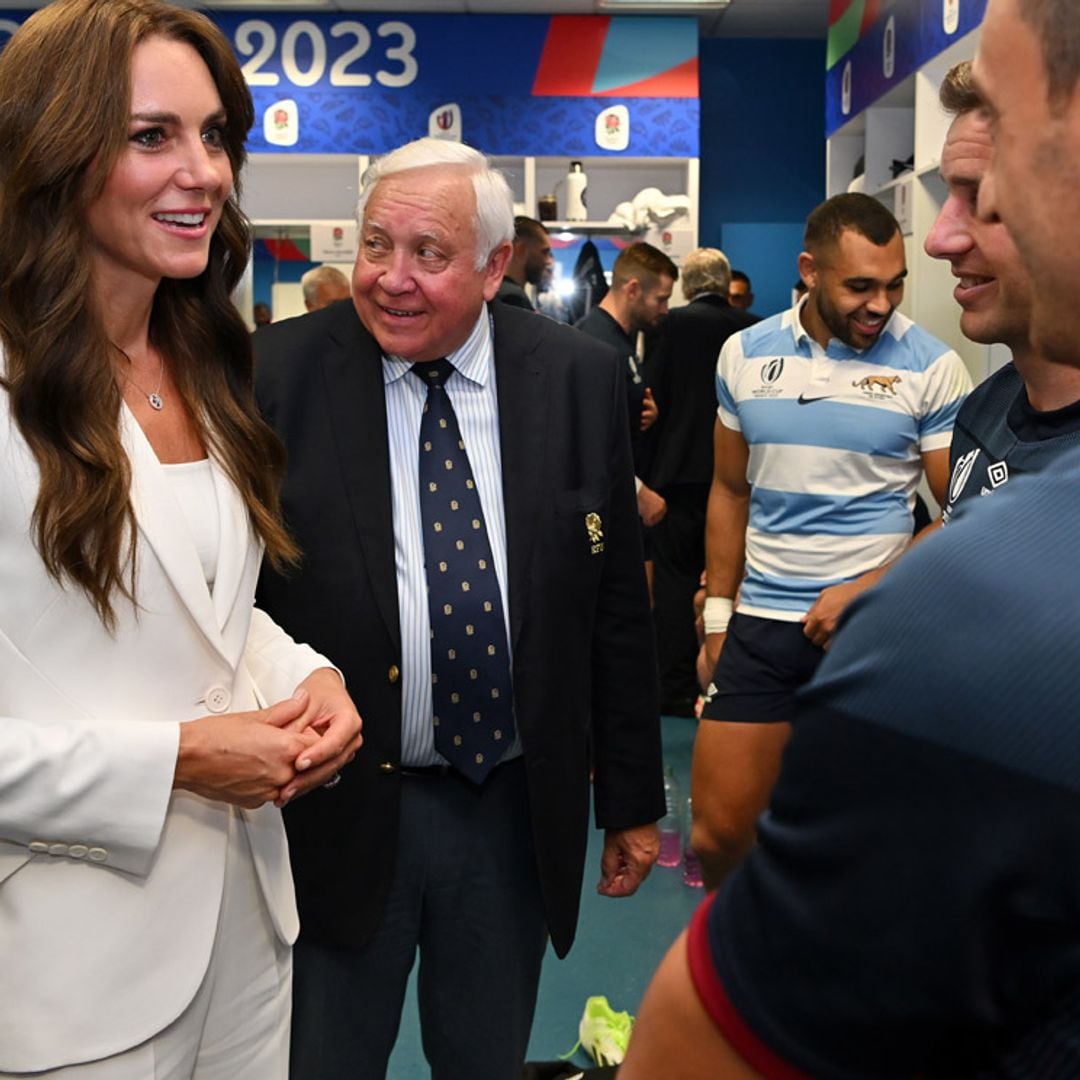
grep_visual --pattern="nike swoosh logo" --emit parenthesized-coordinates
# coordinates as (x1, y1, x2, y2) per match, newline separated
(797, 393, 836, 405)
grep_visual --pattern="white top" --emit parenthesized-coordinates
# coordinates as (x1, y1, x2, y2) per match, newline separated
(162, 458, 219, 588)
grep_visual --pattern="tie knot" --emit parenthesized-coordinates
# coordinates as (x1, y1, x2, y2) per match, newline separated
(412, 358, 454, 389)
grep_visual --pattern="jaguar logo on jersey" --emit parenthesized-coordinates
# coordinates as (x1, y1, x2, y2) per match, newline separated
(853, 374, 902, 396)
(948, 449, 980, 505)
(760, 357, 784, 384)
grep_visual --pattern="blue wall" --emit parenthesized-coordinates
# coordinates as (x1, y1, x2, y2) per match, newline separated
(254, 258, 310, 309)
(698, 37, 826, 319)
(254, 36, 829, 317)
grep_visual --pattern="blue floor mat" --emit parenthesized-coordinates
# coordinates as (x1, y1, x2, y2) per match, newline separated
(385, 714, 701, 1077)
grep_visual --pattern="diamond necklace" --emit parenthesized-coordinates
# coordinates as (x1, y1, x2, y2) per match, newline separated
(115, 345, 165, 411)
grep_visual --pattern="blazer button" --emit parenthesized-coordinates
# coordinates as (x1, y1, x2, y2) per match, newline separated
(87, 847, 108, 863)
(205, 686, 231, 713)
(48, 843, 69, 857)
(28, 840, 48, 854)
(378, 762, 397, 774)
(388, 664, 400, 684)
(68, 844, 88, 859)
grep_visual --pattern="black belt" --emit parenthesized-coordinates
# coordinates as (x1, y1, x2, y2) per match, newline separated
(393, 756, 522, 780)
(397, 763, 455, 778)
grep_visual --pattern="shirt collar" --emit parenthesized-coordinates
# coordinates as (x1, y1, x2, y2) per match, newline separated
(789, 295, 814, 347)
(381, 306, 493, 387)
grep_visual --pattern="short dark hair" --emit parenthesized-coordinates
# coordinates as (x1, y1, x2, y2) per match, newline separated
(514, 215, 548, 243)
(611, 242, 679, 289)
(804, 194, 900, 257)
(939, 60, 982, 115)
(730, 270, 751, 287)
(1021, 0, 1080, 104)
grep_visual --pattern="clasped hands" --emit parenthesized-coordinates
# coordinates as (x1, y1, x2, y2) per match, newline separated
(174, 667, 362, 810)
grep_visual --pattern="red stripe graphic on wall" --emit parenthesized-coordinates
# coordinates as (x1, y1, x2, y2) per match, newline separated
(532, 16, 610, 96)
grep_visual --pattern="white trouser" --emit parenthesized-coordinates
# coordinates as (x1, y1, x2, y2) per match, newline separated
(3, 809, 292, 1080)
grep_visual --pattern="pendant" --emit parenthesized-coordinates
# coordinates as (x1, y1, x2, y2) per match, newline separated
(148, 393, 164, 411)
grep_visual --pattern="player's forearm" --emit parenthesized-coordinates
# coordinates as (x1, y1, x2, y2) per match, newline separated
(704, 482, 749, 600)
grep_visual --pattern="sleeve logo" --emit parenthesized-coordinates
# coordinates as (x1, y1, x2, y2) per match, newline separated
(948, 448, 980, 504)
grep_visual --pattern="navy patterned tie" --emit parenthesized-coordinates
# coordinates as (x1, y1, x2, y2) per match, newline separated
(413, 359, 514, 784)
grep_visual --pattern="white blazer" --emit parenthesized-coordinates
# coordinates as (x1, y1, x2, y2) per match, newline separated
(0, 397, 330, 1072)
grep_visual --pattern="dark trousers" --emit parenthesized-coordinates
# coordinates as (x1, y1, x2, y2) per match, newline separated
(289, 758, 548, 1080)
(651, 483, 710, 712)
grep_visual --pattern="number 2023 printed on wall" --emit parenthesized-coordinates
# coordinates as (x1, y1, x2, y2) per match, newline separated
(235, 19, 417, 90)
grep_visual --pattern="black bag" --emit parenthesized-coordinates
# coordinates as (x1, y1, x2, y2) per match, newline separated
(522, 1063, 618, 1079)
(565, 240, 608, 324)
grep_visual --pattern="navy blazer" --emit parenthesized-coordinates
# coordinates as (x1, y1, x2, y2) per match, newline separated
(644, 293, 758, 489)
(254, 299, 664, 956)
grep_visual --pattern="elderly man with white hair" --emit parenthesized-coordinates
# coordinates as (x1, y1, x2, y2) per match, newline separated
(254, 137, 664, 1080)
(300, 264, 350, 312)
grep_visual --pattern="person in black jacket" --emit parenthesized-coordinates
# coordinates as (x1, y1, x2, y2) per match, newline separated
(576, 242, 677, 539)
(643, 248, 756, 716)
(495, 215, 552, 311)
(254, 137, 663, 1080)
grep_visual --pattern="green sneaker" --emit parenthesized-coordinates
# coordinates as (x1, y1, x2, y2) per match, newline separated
(578, 995, 634, 1066)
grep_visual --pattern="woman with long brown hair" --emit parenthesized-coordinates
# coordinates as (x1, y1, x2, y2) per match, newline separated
(0, 0, 361, 1075)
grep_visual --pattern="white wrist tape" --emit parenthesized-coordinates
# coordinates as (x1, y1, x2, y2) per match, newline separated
(703, 596, 734, 635)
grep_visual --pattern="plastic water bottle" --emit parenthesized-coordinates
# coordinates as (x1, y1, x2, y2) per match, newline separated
(565, 160, 588, 221)
(683, 795, 704, 887)
(657, 767, 682, 868)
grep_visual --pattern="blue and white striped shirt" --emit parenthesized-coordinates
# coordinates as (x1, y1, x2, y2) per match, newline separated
(716, 299, 972, 620)
(383, 307, 519, 766)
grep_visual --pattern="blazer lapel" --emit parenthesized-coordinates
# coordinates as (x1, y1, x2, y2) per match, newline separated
(209, 453, 253, 642)
(120, 404, 233, 667)
(491, 303, 548, 652)
(320, 309, 401, 653)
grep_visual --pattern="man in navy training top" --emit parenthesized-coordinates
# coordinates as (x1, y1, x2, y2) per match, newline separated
(575, 241, 676, 532)
(619, 1, 1080, 1076)
(924, 59, 1080, 519)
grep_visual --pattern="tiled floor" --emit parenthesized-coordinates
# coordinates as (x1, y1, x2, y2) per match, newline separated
(385, 714, 701, 1077)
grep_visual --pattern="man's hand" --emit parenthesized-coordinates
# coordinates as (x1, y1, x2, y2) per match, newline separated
(276, 667, 363, 805)
(638, 483, 667, 527)
(640, 387, 658, 431)
(598, 823, 660, 897)
(801, 572, 883, 649)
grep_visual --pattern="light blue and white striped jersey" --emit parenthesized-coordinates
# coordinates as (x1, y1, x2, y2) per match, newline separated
(716, 299, 971, 620)
(383, 307, 520, 766)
